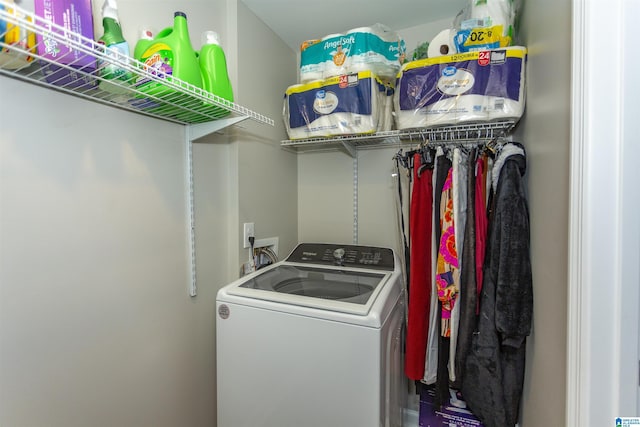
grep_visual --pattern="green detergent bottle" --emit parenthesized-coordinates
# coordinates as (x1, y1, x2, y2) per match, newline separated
(133, 27, 154, 62)
(135, 11, 203, 117)
(199, 30, 234, 118)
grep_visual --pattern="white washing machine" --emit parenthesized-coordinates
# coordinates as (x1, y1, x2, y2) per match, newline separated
(216, 243, 406, 427)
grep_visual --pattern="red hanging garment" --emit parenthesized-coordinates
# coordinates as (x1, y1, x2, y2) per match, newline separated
(405, 153, 434, 380)
(475, 155, 488, 314)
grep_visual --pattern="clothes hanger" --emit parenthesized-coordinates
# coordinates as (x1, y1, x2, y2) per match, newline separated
(483, 133, 510, 157)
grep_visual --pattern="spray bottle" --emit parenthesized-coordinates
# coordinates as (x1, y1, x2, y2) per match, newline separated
(97, 0, 131, 93)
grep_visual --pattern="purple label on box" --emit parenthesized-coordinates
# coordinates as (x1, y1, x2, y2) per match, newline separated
(35, 0, 96, 88)
(419, 386, 484, 427)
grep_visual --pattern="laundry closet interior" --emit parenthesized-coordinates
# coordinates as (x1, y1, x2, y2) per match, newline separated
(0, 0, 572, 426)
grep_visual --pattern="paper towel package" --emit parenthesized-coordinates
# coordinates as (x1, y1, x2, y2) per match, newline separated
(394, 46, 526, 129)
(284, 70, 393, 140)
(35, 0, 96, 89)
(299, 24, 406, 84)
(454, 0, 516, 53)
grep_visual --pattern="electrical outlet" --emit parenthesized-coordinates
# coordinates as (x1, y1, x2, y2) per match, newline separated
(243, 222, 255, 248)
(242, 260, 255, 275)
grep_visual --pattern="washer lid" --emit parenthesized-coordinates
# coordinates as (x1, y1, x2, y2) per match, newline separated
(241, 264, 383, 303)
(224, 263, 392, 316)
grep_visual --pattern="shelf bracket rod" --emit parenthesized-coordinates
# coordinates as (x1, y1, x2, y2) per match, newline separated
(341, 140, 357, 158)
(188, 116, 250, 142)
(186, 130, 197, 297)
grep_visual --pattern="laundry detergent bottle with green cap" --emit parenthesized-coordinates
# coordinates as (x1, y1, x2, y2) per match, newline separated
(135, 11, 203, 104)
(199, 30, 234, 117)
(97, 0, 132, 93)
(133, 27, 154, 62)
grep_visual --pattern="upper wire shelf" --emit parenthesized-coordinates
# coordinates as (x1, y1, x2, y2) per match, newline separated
(281, 120, 518, 156)
(0, 1, 274, 127)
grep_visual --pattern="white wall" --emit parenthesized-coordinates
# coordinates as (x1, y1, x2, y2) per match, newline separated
(0, 1, 298, 426)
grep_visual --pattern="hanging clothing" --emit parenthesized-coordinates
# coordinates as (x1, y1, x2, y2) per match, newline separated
(394, 154, 411, 294)
(432, 153, 452, 409)
(452, 147, 478, 390)
(461, 143, 533, 427)
(448, 148, 469, 383)
(422, 147, 444, 385)
(474, 154, 489, 314)
(436, 167, 459, 338)
(404, 152, 434, 380)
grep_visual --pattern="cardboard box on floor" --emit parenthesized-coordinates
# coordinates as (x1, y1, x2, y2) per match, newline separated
(419, 385, 484, 427)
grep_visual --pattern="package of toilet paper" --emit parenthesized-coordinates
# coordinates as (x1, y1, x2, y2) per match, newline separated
(284, 70, 393, 139)
(299, 24, 406, 84)
(453, 0, 521, 53)
(394, 46, 526, 129)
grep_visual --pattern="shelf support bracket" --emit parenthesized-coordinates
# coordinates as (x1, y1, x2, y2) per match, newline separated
(341, 140, 357, 158)
(188, 116, 250, 142)
(185, 115, 248, 297)
(186, 130, 197, 297)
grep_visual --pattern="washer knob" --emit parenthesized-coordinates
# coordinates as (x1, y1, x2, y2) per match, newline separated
(333, 248, 345, 261)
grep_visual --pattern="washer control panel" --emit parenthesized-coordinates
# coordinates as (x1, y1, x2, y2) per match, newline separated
(287, 243, 395, 271)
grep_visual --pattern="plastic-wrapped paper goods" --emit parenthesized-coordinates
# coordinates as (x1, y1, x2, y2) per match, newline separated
(394, 46, 526, 129)
(284, 70, 394, 140)
(299, 24, 405, 84)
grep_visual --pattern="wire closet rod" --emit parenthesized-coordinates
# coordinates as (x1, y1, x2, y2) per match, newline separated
(400, 123, 512, 145)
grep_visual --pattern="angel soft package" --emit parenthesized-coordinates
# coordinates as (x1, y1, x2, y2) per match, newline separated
(394, 46, 526, 129)
(299, 24, 405, 83)
(284, 70, 394, 140)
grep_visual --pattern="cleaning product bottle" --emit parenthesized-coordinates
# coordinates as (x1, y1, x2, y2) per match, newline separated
(133, 27, 154, 62)
(135, 11, 203, 101)
(0, 0, 37, 70)
(199, 30, 234, 117)
(0, 3, 7, 44)
(97, 0, 131, 93)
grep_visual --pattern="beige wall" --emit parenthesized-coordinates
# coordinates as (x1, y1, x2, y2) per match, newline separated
(0, 1, 298, 426)
(235, 0, 298, 264)
(516, 0, 571, 425)
(297, 147, 404, 250)
(0, 79, 212, 426)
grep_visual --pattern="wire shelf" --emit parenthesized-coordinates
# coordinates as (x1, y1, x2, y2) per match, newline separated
(281, 120, 518, 154)
(0, 1, 274, 127)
